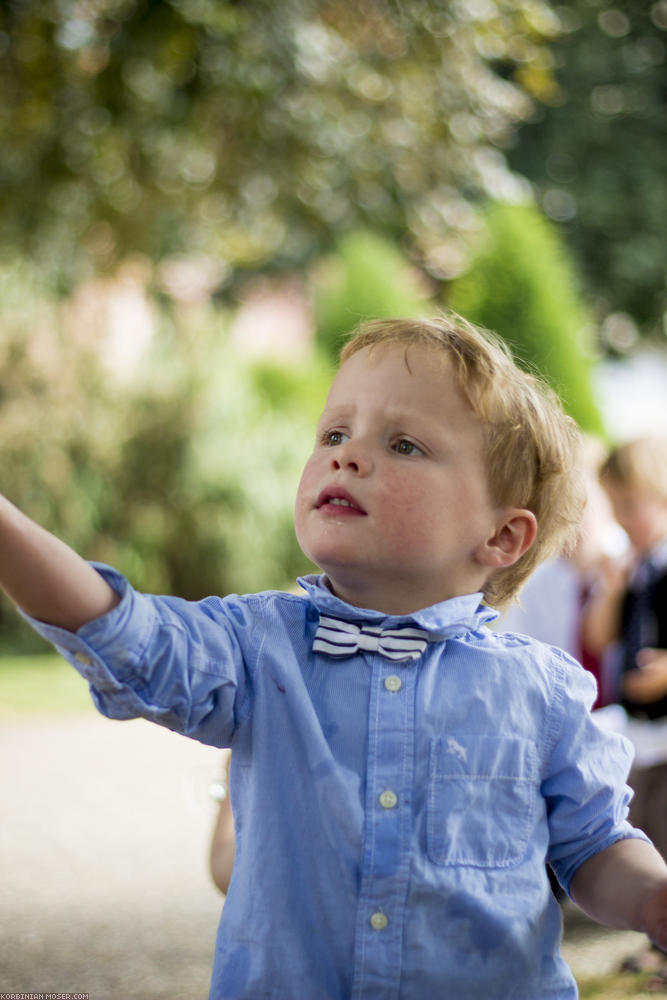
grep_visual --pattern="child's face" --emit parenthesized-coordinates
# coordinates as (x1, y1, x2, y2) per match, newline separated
(294, 342, 511, 614)
(604, 481, 667, 555)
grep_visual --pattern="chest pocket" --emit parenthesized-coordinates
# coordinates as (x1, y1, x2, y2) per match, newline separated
(427, 734, 539, 869)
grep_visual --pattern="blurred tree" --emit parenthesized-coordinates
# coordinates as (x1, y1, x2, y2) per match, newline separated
(0, 0, 559, 295)
(505, 0, 667, 344)
(0, 264, 120, 647)
(448, 201, 605, 433)
(0, 263, 330, 649)
(313, 229, 432, 360)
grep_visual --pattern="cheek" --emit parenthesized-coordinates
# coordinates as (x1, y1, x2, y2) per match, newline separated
(294, 458, 319, 537)
(293, 471, 309, 530)
(376, 480, 439, 544)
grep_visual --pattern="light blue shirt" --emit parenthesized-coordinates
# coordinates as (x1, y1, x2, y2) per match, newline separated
(25, 565, 644, 1000)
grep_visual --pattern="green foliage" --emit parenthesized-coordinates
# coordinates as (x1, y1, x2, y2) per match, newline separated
(250, 359, 332, 415)
(0, 0, 559, 291)
(507, 0, 667, 339)
(172, 329, 330, 595)
(449, 201, 604, 433)
(0, 263, 330, 649)
(313, 230, 432, 360)
(0, 263, 123, 649)
(2, 0, 663, 345)
(96, 325, 331, 599)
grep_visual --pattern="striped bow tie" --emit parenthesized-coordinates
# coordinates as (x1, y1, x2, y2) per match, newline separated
(313, 615, 429, 662)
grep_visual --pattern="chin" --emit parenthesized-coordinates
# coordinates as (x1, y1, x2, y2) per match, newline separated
(296, 529, 352, 573)
(307, 551, 354, 580)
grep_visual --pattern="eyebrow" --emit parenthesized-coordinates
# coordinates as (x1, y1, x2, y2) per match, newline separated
(320, 402, 441, 426)
(318, 403, 354, 420)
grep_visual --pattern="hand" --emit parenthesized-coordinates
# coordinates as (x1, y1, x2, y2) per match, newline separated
(597, 553, 631, 595)
(623, 649, 667, 703)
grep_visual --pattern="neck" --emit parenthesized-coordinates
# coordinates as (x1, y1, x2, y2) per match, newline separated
(323, 574, 479, 616)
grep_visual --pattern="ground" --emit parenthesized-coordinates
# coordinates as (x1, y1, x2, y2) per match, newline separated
(0, 712, 221, 1000)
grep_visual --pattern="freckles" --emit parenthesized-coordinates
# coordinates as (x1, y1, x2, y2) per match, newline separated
(380, 485, 434, 546)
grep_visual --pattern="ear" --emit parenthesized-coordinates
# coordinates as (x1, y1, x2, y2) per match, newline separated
(475, 508, 538, 569)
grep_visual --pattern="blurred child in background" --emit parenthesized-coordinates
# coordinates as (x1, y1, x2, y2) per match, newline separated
(583, 436, 667, 857)
(498, 436, 627, 710)
(582, 436, 667, 980)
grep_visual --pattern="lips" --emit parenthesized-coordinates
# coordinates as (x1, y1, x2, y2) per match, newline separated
(315, 486, 367, 515)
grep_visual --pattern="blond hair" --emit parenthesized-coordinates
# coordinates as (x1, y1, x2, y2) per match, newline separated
(600, 436, 667, 501)
(340, 313, 586, 609)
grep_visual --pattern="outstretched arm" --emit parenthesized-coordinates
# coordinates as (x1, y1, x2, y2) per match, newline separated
(0, 494, 119, 631)
(570, 837, 667, 950)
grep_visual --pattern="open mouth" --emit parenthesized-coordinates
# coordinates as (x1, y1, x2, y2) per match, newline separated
(316, 487, 367, 515)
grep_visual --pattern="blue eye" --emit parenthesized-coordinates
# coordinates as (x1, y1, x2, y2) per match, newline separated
(393, 439, 422, 456)
(322, 430, 349, 446)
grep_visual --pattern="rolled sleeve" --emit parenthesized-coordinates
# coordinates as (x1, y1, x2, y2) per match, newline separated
(21, 562, 245, 748)
(543, 652, 648, 892)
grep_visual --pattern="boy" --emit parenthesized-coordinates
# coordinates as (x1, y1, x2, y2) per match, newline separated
(584, 437, 667, 858)
(2, 314, 667, 999)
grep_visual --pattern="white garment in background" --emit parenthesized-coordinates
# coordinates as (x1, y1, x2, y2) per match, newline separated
(497, 558, 581, 657)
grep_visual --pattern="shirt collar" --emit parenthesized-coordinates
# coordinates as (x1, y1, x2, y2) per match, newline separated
(297, 574, 498, 640)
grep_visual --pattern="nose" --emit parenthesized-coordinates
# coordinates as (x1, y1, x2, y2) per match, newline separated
(331, 439, 372, 476)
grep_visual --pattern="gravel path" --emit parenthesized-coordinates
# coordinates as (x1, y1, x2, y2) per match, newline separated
(0, 711, 223, 1000)
(0, 710, 649, 999)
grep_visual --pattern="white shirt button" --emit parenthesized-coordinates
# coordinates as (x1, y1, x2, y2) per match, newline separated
(370, 911, 388, 931)
(74, 652, 93, 666)
(379, 790, 398, 809)
(384, 675, 402, 692)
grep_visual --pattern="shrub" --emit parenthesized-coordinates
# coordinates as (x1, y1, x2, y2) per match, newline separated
(313, 229, 432, 361)
(448, 201, 604, 433)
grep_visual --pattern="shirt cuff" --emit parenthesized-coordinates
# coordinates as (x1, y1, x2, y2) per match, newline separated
(18, 562, 156, 705)
(555, 826, 652, 896)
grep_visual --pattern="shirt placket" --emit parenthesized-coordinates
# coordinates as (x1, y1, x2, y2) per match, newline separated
(351, 652, 418, 1000)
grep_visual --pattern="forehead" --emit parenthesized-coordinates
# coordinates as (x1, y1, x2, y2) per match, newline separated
(328, 342, 452, 401)
(323, 341, 483, 435)
(606, 480, 665, 506)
